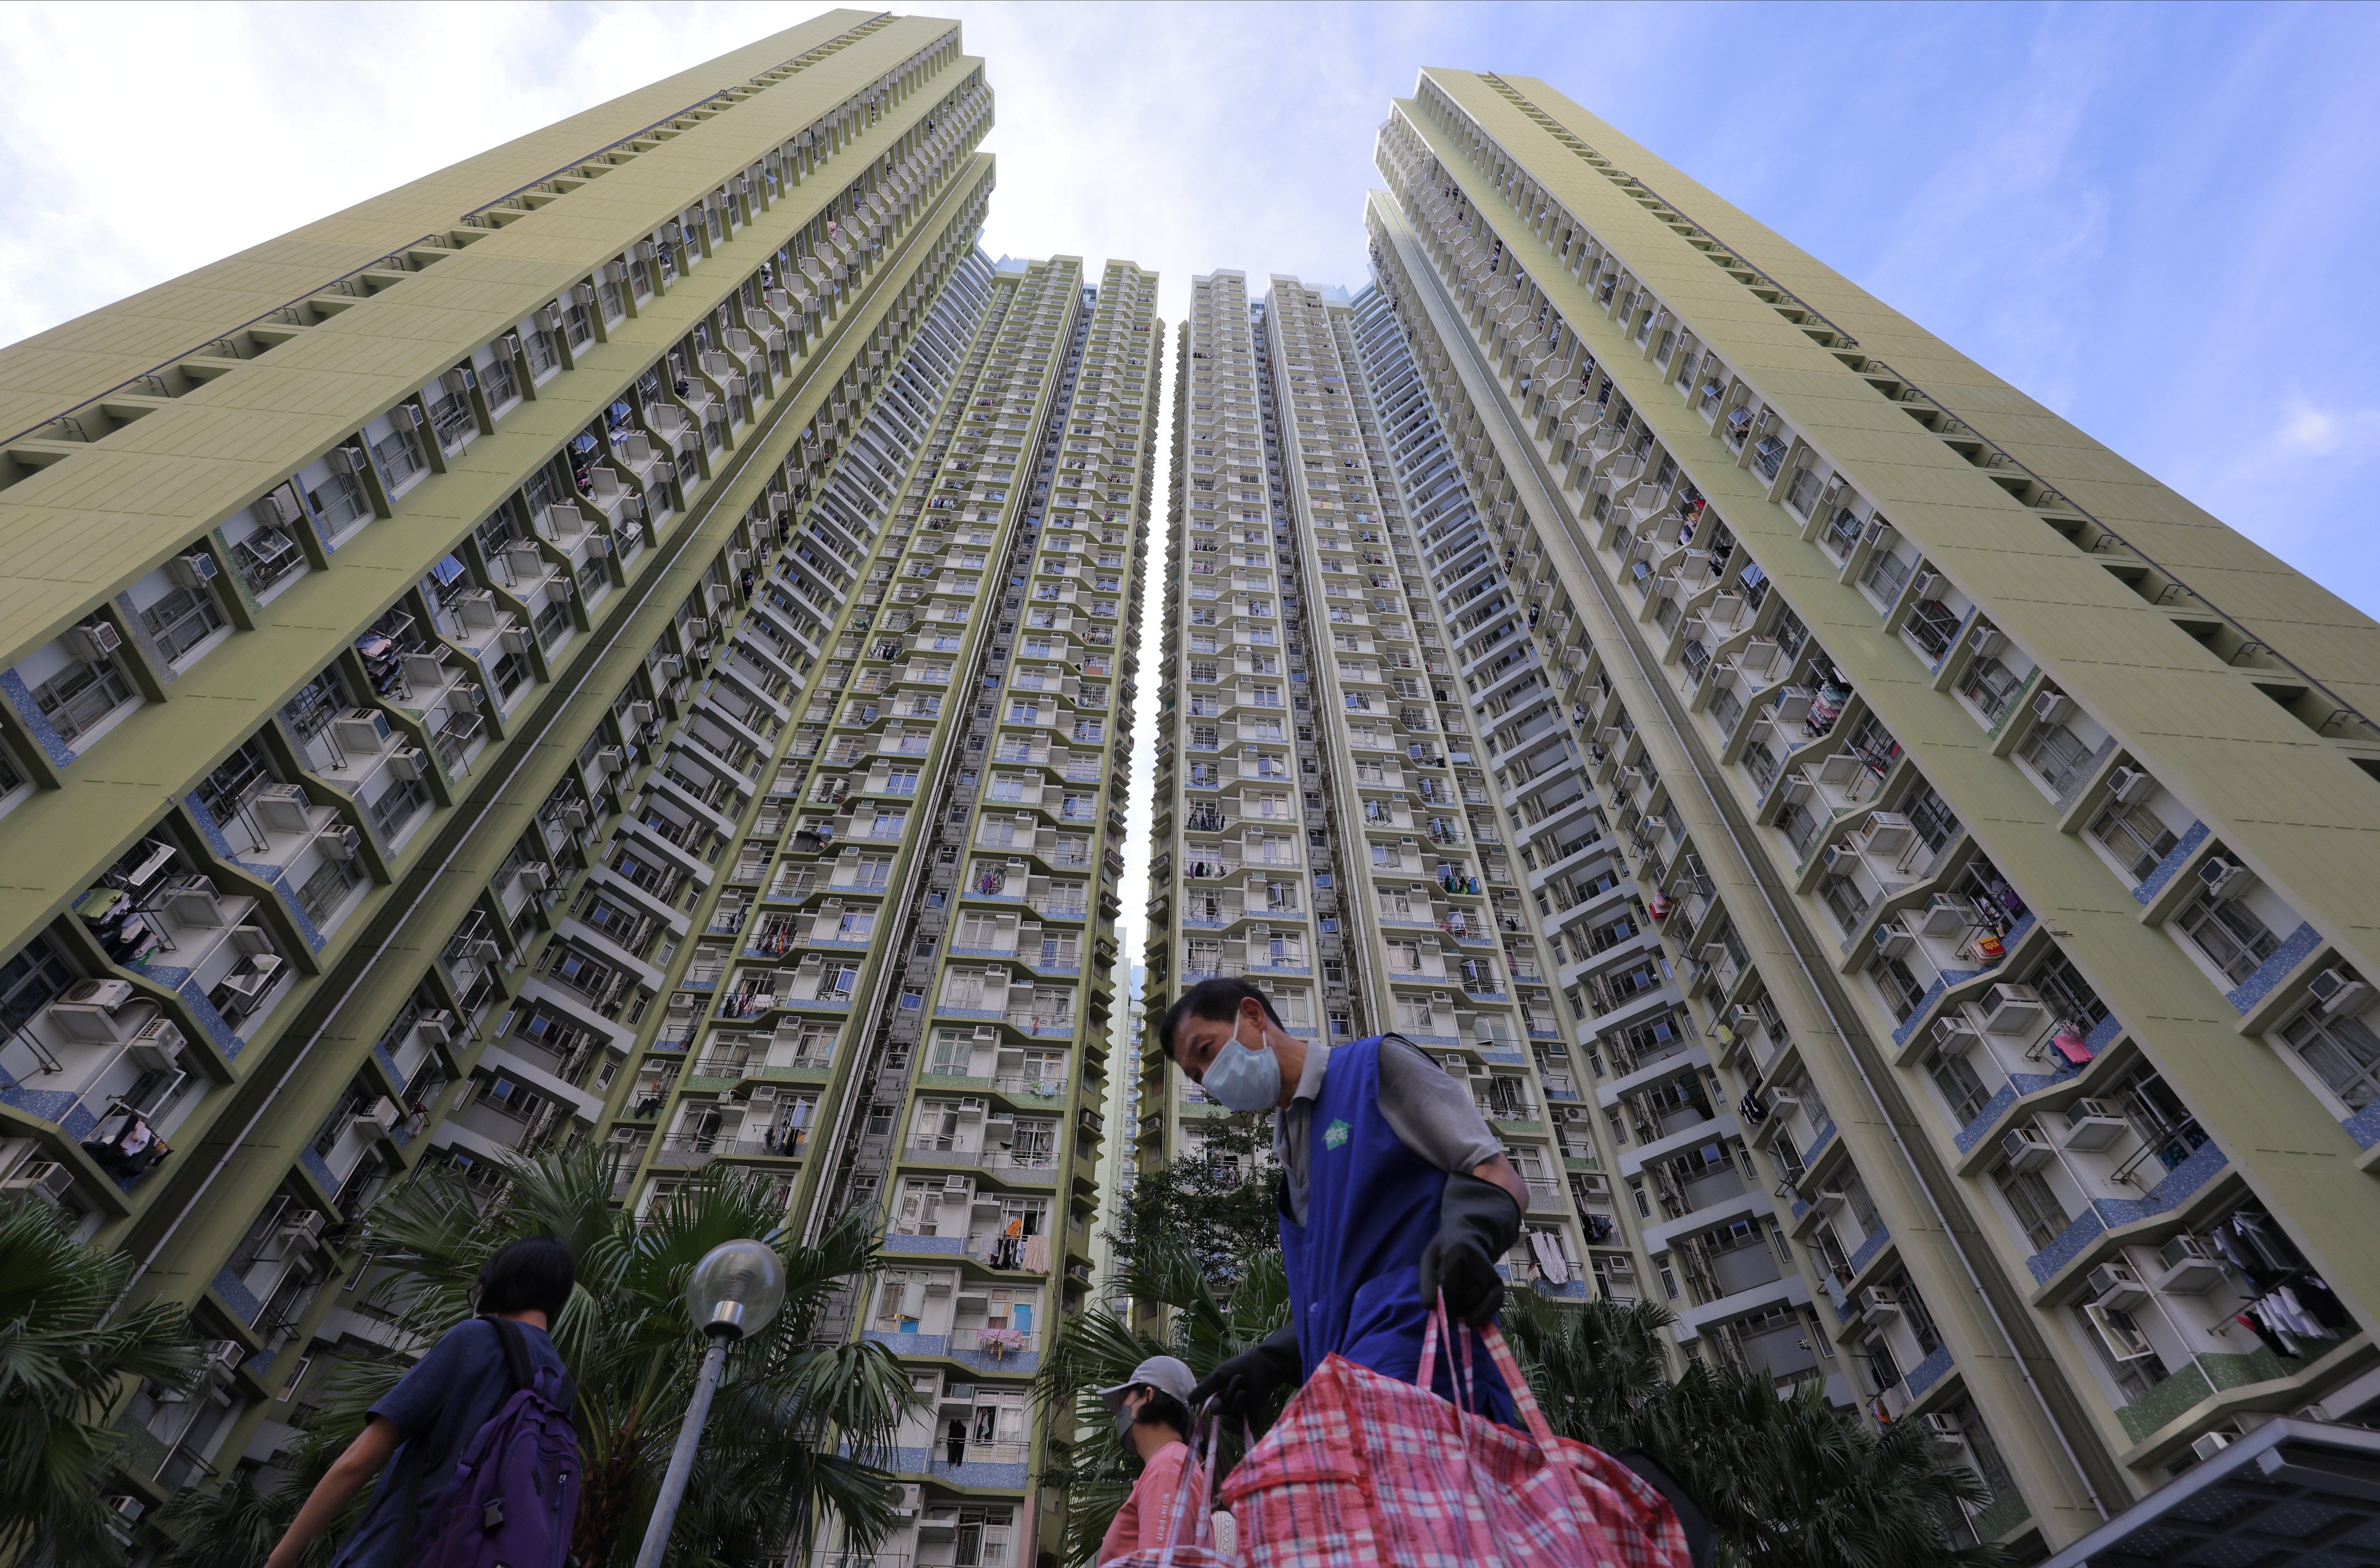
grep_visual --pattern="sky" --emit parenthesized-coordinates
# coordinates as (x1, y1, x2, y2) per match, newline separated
(5, 0, 2377, 977)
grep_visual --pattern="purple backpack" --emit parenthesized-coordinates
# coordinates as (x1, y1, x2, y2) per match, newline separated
(408, 1317, 580, 1568)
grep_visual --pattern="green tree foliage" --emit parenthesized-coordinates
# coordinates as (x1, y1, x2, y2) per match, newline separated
(1111, 1117, 1276, 1293)
(1502, 1292, 2012, 1568)
(0, 1196, 203, 1568)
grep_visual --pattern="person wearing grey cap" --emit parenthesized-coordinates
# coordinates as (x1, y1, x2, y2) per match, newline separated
(1094, 1354, 1202, 1564)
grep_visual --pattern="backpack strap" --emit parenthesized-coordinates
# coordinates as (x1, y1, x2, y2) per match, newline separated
(490, 1312, 578, 1423)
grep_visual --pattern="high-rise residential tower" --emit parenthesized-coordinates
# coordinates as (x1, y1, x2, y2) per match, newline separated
(1342, 68, 2380, 1558)
(0, 13, 1155, 1563)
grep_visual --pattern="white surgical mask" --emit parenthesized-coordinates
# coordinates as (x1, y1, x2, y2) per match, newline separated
(1202, 1023, 1282, 1112)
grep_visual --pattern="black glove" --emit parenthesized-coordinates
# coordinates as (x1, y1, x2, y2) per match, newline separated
(1191, 1324, 1303, 1428)
(1419, 1172, 1523, 1326)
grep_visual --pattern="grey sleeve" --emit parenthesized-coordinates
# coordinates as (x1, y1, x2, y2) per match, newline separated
(1376, 1036, 1505, 1175)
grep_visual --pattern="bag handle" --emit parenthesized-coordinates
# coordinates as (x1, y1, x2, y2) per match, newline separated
(1153, 1407, 1217, 1567)
(1479, 1318, 1562, 1460)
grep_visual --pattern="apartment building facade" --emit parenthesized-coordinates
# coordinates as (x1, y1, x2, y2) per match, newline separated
(0, 16, 1160, 1561)
(1345, 67, 2380, 1558)
(1142, 269, 1674, 1330)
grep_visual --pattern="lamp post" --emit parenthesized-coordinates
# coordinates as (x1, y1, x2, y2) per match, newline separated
(631, 1239, 787, 1568)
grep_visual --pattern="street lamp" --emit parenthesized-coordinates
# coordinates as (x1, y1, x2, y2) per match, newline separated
(631, 1240, 787, 1568)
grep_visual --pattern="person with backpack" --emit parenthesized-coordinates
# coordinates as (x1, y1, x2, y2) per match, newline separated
(265, 1237, 580, 1568)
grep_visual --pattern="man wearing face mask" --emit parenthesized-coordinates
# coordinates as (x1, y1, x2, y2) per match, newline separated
(1164, 977, 1530, 1426)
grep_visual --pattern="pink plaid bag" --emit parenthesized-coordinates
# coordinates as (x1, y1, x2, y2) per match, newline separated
(1218, 1305, 1689, 1568)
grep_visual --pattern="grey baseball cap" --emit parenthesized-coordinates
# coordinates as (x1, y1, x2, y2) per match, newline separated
(1097, 1354, 1197, 1415)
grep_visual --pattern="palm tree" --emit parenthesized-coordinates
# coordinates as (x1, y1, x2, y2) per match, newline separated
(1501, 1292, 2009, 1568)
(295, 1146, 917, 1568)
(0, 1195, 204, 1568)
(1036, 1240, 1290, 1566)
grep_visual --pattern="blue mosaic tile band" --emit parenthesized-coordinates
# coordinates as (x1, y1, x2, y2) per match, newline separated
(884, 1447, 1028, 1490)
(1848, 1227, 1890, 1275)
(2134, 821, 2210, 905)
(1907, 1343, 1954, 1397)
(2027, 1141, 2230, 1284)
(2226, 923, 2322, 1015)
(865, 1329, 950, 1357)
(1955, 1086, 2021, 1154)
(1803, 1120, 1837, 1164)
(882, 1234, 966, 1256)
(212, 1266, 262, 1325)
(2344, 1101, 2380, 1152)
(300, 1148, 337, 1194)
(0, 1082, 98, 1141)
(1, 667, 76, 768)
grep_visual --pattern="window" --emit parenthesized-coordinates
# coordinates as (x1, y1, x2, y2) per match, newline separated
(1903, 780, 1962, 854)
(1993, 1161, 2069, 1252)
(2018, 721, 2095, 796)
(0, 936, 76, 1031)
(2089, 797, 2178, 883)
(141, 585, 225, 664)
(2279, 1006, 2380, 1112)
(1872, 956, 1927, 1023)
(1925, 1045, 1993, 1125)
(30, 652, 136, 744)
(2175, 888, 2279, 984)
(1957, 656, 2022, 723)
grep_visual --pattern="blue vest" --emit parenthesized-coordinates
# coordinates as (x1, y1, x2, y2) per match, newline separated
(1279, 1035, 1516, 1421)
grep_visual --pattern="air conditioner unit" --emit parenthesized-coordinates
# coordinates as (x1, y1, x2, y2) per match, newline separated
(654, 656, 683, 681)
(1860, 1285, 1901, 1318)
(2197, 857, 2246, 901)
(1980, 983, 2043, 1035)
(1925, 1413, 1964, 1439)
(1930, 1015, 1979, 1056)
(333, 707, 392, 754)
(2155, 1234, 2226, 1294)
(587, 532, 612, 557)
(386, 747, 426, 781)
(2106, 766, 2150, 803)
(388, 403, 421, 431)
(1812, 1190, 1847, 1216)
(167, 550, 220, 589)
(941, 1174, 970, 1192)
(2191, 1431, 2234, 1464)
(65, 620, 121, 662)
(1919, 893, 1968, 937)
(515, 861, 551, 892)
(2310, 967, 2371, 1015)
(2060, 1097, 2128, 1150)
(64, 977, 136, 1011)
(1579, 1174, 1611, 1197)
(128, 1016, 186, 1072)
(330, 444, 369, 476)
(1909, 571, 1938, 600)
(2089, 1261, 2150, 1312)
(686, 617, 712, 641)
(1872, 918, 1915, 960)
(2000, 1124, 2054, 1172)
(562, 802, 589, 830)
(730, 550, 751, 573)
(627, 701, 654, 729)
(1861, 518, 1895, 550)
(316, 823, 361, 861)
(207, 1340, 247, 1375)
(500, 628, 531, 656)
(2032, 691, 2072, 726)
(538, 305, 563, 333)
(500, 333, 521, 359)
(415, 1009, 456, 1044)
(1967, 623, 2004, 658)
(1821, 842, 1859, 873)
(253, 783, 311, 834)
(1602, 1256, 1634, 1277)
(1861, 813, 1915, 857)
(1, 1161, 73, 1204)
(163, 877, 225, 927)
(747, 1085, 778, 1105)
(596, 746, 624, 774)
(956, 1097, 987, 1118)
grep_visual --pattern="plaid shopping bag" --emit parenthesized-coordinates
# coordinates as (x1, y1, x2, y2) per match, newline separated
(1219, 1303, 1689, 1568)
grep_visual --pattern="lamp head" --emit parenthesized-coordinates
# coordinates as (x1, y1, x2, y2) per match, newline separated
(685, 1238, 785, 1341)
